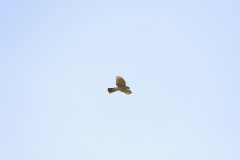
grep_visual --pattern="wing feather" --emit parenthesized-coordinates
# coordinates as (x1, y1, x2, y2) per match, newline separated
(116, 76, 126, 87)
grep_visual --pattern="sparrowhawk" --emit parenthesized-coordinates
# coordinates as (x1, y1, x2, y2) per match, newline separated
(108, 76, 132, 95)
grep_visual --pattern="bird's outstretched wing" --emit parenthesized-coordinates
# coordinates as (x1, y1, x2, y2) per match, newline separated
(116, 76, 126, 87)
(123, 89, 132, 95)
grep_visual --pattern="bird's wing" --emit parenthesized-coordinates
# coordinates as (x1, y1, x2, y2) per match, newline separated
(121, 89, 132, 95)
(125, 89, 132, 95)
(116, 76, 126, 87)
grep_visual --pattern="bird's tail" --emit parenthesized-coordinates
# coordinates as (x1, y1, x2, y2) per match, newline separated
(108, 88, 117, 93)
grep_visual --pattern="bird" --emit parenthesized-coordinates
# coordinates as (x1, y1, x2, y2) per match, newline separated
(108, 76, 132, 95)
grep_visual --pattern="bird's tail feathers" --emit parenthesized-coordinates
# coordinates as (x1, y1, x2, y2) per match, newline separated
(108, 88, 117, 93)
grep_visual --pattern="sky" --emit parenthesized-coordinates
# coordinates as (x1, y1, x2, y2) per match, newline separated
(0, 0, 240, 160)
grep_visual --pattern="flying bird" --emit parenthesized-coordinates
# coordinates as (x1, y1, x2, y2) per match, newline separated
(108, 76, 132, 95)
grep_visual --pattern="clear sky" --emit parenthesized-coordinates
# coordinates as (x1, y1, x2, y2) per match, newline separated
(0, 0, 240, 160)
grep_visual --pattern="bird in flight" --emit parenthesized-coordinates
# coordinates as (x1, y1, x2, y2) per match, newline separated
(108, 76, 132, 95)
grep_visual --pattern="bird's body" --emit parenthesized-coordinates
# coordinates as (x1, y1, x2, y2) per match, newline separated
(108, 76, 132, 95)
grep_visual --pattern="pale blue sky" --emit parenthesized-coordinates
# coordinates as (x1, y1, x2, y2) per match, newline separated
(0, 0, 240, 160)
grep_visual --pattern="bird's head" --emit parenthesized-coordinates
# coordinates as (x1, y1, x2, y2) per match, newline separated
(126, 86, 130, 89)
